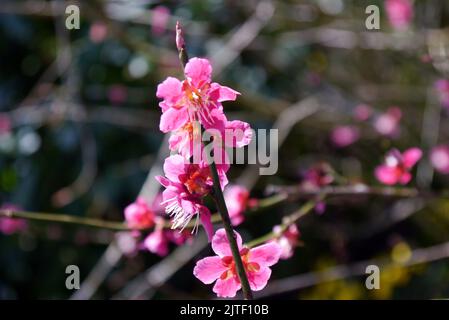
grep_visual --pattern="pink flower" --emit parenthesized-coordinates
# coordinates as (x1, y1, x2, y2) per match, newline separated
(353, 104, 373, 122)
(156, 57, 240, 133)
(156, 155, 228, 240)
(430, 145, 449, 174)
(375, 147, 422, 185)
(0, 114, 11, 134)
(374, 107, 402, 137)
(124, 197, 155, 229)
(0, 218, 27, 235)
(142, 218, 192, 257)
(89, 22, 108, 43)
(301, 163, 334, 190)
(330, 125, 360, 148)
(0, 204, 27, 235)
(273, 224, 300, 260)
(151, 6, 170, 35)
(224, 185, 254, 226)
(193, 228, 281, 298)
(435, 79, 449, 109)
(143, 228, 169, 256)
(385, 0, 413, 31)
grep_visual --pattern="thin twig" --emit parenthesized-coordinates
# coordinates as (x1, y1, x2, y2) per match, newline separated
(0, 209, 129, 231)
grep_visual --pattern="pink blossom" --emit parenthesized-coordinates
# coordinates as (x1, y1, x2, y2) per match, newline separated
(151, 6, 170, 35)
(124, 197, 155, 229)
(156, 155, 228, 240)
(142, 218, 192, 256)
(143, 228, 169, 257)
(224, 185, 255, 226)
(374, 107, 402, 137)
(0, 217, 27, 235)
(156, 57, 240, 133)
(375, 148, 422, 185)
(273, 224, 300, 260)
(434, 79, 449, 109)
(301, 163, 334, 190)
(193, 228, 281, 298)
(330, 125, 360, 148)
(385, 0, 414, 31)
(0, 204, 27, 235)
(0, 114, 11, 134)
(430, 145, 449, 174)
(353, 104, 373, 122)
(89, 22, 108, 43)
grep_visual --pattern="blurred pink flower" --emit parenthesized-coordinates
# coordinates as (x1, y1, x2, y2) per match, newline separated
(224, 185, 256, 226)
(156, 57, 239, 133)
(124, 197, 155, 229)
(89, 22, 108, 43)
(0, 204, 27, 235)
(434, 79, 449, 109)
(385, 0, 414, 31)
(193, 228, 281, 298)
(143, 228, 169, 257)
(374, 107, 402, 137)
(272, 224, 300, 260)
(331, 125, 360, 148)
(0, 114, 11, 134)
(375, 147, 422, 185)
(353, 104, 373, 122)
(156, 155, 228, 240)
(142, 224, 192, 257)
(152, 6, 170, 35)
(301, 163, 334, 189)
(430, 145, 449, 174)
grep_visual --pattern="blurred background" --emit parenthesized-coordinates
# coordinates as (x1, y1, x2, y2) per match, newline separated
(2, 0, 449, 299)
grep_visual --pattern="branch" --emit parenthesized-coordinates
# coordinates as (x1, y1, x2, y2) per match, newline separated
(0, 209, 129, 231)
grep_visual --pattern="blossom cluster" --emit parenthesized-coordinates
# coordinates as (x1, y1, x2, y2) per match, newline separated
(120, 27, 292, 297)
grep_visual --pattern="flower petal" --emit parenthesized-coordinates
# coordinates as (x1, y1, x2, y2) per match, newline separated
(249, 242, 282, 267)
(159, 107, 188, 133)
(212, 228, 242, 257)
(402, 147, 422, 169)
(212, 277, 241, 298)
(193, 256, 227, 284)
(375, 165, 400, 185)
(184, 58, 212, 87)
(399, 171, 412, 185)
(163, 155, 187, 183)
(224, 120, 253, 148)
(156, 77, 183, 105)
(155, 175, 171, 187)
(248, 266, 272, 291)
(211, 83, 240, 102)
(143, 230, 169, 257)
